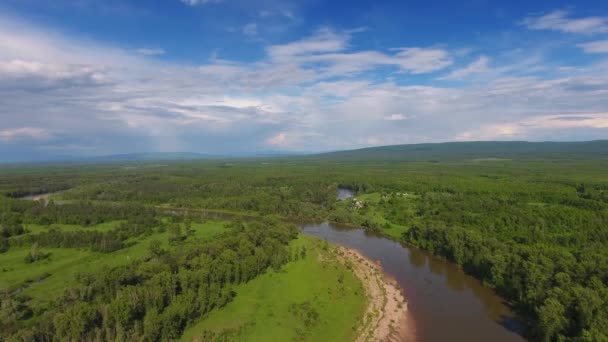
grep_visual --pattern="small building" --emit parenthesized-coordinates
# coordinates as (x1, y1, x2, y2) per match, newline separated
(351, 198, 364, 209)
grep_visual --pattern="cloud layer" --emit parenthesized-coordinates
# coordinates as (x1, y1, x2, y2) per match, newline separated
(522, 10, 608, 34)
(1, 8, 608, 160)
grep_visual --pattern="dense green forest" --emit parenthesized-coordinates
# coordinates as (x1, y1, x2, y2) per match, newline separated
(1, 143, 608, 341)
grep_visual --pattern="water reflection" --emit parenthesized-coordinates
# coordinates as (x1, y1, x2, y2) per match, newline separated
(408, 248, 426, 269)
(337, 188, 355, 200)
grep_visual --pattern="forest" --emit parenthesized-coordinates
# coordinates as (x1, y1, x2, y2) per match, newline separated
(1, 144, 608, 341)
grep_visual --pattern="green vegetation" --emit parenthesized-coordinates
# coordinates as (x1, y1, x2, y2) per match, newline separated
(181, 236, 365, 341)
(330, 191, 417, 239)
(1, 220, 230, 315)
(24, 221, 123, 234)
(1, 218, 299, 340)
(312, 140, 608, 162)
(1, 141, 608, 340)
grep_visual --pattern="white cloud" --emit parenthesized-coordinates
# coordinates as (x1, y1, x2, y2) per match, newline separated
(242, 23, 257, 37)
(281, 10, 296, 20)
(266, 132, 288, 146)
(258, 9, 296, 21)
(0, 59, 108, 90)
(456, 123, 522, 141)
(0, 127, 52, 142)
(442, 55, 490, 79)
(529, 113, 608, 129)
(310, 80, 371, 97)
(267, 28, 349, 60)
(136, 48, 166, 56)
(180, 0, 221, 6)
(383, 113, 410, 121)
(456, 113, 608, 141)
(296, 47, 452, 75)
(267, 29, 452, 75)
(392, 48, 453, 74)
(578, 40, 608, 54)
(522, 10, 608, 34)
(197, 61, 319, 89)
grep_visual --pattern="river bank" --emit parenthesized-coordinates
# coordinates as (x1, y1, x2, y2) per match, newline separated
(302, 222, 524, 341)
(332, 245, 414, 341)
(18, 192, 62, 206)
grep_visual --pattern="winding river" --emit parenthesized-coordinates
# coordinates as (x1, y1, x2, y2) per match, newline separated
(299, 189, 525, 341)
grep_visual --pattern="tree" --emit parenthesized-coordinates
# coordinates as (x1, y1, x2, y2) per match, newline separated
(143, 308, 162, 341)
(300, 245, 307, 260)
(24, 243, 47, 263)
(168, 224, 183, 244)
(0, 238, 8, 253)
(184, 219, 193, 236)
(53, 303, 100, 341)
(537, 297, 567, 341)
(148, 240, 164, 258)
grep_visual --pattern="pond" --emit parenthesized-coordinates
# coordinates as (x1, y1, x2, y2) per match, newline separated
(337, 188, 356, 200)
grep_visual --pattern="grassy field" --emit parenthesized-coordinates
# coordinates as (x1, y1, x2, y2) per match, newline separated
(180, 235, 367, 342)
(0, 220, 229, 304)
(335, 192, 418, 239)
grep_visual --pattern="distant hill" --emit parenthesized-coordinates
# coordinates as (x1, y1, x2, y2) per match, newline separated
(310, 141, 608, 162)
(89, 152, 222, 162)
(0, 152, 222, 165)
(0, 151, 308, 165)
(3, 141, 607, 165)
(90, 151, 303, 162)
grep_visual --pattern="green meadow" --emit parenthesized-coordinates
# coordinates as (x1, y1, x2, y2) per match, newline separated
(180, 236, 366, 342)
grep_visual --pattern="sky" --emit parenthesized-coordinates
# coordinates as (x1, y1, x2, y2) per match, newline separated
(1, 0, 608, 161)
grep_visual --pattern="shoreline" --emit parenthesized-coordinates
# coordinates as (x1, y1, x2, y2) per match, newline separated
(331, 245, 415, 341)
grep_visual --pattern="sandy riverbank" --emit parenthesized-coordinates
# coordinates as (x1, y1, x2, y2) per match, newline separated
(332, 246, 414, 342)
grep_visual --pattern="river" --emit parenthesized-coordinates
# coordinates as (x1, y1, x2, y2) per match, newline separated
(299, 188, 525, 341)
(301, 223, 524, 341)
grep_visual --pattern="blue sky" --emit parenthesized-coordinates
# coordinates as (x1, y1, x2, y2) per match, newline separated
(1, 0, 608, 160)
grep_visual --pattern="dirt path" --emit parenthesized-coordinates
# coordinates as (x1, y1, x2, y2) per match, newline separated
(332, 246, 414, 342)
